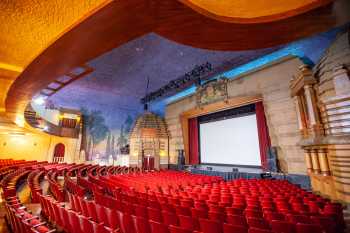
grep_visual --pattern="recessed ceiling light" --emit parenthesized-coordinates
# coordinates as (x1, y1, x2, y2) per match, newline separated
(33, 96, 46, 105)
(135, 47, 144, 52)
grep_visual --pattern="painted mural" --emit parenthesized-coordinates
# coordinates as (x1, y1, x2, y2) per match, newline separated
(79, 106, 139, 162)
(79, 108, 134, 161)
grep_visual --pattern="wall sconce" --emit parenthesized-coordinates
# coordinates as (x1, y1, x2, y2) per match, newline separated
(159, 150, 167, 157)
(15, 115, 25, 127)
(33, 96, 46, 105)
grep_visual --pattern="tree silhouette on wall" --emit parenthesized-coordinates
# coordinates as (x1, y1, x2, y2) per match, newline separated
(117, 115, 134, 154)
(80, 108, 110, 160)
(105, 132, 112, 160)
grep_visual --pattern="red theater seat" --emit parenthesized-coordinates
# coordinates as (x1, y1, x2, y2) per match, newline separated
(248, 228, 273, 233)
(148, 207, 163, 222)
(135, 204, 149, 218)
(116, 211, 136, 233)
(191, 208, 208, 219)
(162, 211, 179, 226)
(199, 219, 223, 233)
(226, 214, 248, 226)
(132, 215, 151, 233)
(226, 207, 244, 216)
(105, 207, 119, 230)
(149, 221, 170, 233)
(175, 205, 192, 217)
(271, 220, 296, 233)
(295, 223, 323, 233)
(223, 223, 248, 233)
(178, 215, 200, 231)
(169, 225, 192, 233)
(86, 201, 98, 222)
(310, 216, 337, 233)
(247, 217, 270, 230)
(79, 215, 94, 233)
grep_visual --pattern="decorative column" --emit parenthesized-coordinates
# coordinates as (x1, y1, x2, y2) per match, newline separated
(304, 85, 323, 136)
(293, 96, 308, 137)
(304, 85, 317, 125)
(318, 148, 330, 176)
(290, 65, 318, 138)
(310, 149, 320, 174)
(304, 149, 313, 173)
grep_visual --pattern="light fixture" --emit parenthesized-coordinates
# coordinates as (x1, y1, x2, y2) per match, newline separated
(15, 115, 25, 127)
(33, 96, 46, 105)
(159, 150, 166, 156)
(9, 132, 26, 136)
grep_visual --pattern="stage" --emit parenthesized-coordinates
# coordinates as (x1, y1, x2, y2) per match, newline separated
(171, 164, 311, 190)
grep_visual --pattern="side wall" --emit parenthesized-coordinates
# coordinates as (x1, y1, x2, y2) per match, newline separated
(165, 56, 306, 174)
(0, 132, 81, 163)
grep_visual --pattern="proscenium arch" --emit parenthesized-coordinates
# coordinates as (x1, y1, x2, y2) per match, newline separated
(5, 0, 336, 125)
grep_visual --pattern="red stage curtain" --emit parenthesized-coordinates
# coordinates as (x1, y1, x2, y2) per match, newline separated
(255, 101, 271, 170)
(188, 117, 199, 165)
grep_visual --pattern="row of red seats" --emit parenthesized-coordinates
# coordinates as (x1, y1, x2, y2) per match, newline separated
(185, 180, 314, 198)
(1, 159, 345, 233)
(0, 159, 26, 167)
(77, 174, 98, 192)
(67, 187, 333, 233)
(64, 175, 86, 196)
(39, 194, 116, 233)
(107, 171, 222, 192)
(47, 171, 65, 202)
(5, 196, 56, 233)
(0, 160, 43, 181)
(1, 169, 30, 198)
(82, 170, 344, 233)
(2, 166, 56, 233)
(27, 170, 45, 203)
(77, 164, 94, 177)
(100, 188, 342, 233)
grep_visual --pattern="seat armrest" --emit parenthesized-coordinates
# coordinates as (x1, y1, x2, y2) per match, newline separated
(32, 222, 46, 228)
(24, 216, 39, 222)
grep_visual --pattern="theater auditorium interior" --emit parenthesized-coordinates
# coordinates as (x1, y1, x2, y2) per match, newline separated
(0, 1, 350, 233)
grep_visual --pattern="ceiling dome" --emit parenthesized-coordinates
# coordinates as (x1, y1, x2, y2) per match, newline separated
(130, 111, 169, 139)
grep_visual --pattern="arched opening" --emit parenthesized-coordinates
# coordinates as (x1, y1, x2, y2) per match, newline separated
(53, 143, 65, 163)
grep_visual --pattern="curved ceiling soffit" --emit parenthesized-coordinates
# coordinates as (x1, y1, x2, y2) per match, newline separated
(5, 0, 336, 125)
(178, 0, 334, 23)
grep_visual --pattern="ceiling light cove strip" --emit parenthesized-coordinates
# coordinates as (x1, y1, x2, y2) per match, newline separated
(0, 63, 23, 73)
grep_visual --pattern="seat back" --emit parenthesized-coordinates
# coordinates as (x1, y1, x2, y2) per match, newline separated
(223, 223, 248, 233)
(169, 225, 192, 233)
(271, 220, 296, 233)
(178, 215, 200, 231)
(295, 223, 323, 233)
(162, 211, 179, 226)
(132, 215, 151, 233)
(199, 218, 223, 233)
(149, 220, 170, 233)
